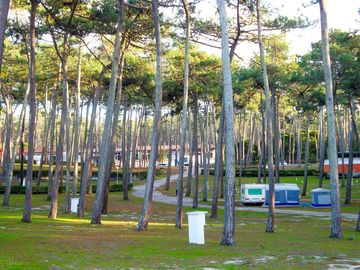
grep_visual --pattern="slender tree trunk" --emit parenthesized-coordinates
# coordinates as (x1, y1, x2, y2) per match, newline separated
(135, 0, 163, 231)
(48, 34, 70, 219)
(256, 0, 275, 233)
(3, 80, 30, 205)
(77, 71, 106, 217)
(64, 54, 72, 214)
(296, 118, 302, 168)
(102, 60, 125, 214)
(37, 87, 49, 186)
(1, 96, 13, 198)
(302, 113, 310, 197)
(337, 109, 346, 187)
(121, 102, 129, 200)
(72, 46, 82, 199)
(319, 0, 342, 238)
(210, 103, 224, 218)
(217, 0, 236, 246)
(47, 67, 60, 200)
(345, 96, 356, 205)
(165, 112, 174, 190)
(271, 88, 280, 183)
(22, 0, 37, 223)
(185, 113, 193, 197)
(318, 107, 326, 187)
(199, 104, 209, 202)
(124, 107, 132, 200)
(91, 1, 124, 224)
(0, 0, 10, 78)
(192, 95, 199, 209)
(48, 0, 80, 218)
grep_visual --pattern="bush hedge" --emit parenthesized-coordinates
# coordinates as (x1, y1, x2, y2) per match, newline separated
(11, 167, 151, 180)
(0, 182, 133, 195)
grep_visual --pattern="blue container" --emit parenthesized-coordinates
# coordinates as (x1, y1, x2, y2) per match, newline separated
(311, 188, 331, 207)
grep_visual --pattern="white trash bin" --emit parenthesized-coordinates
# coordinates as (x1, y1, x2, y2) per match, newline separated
(71, 198, 79, 213)
(187, 211, 207, 244)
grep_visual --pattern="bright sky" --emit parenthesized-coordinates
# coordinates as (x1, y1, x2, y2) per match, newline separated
(195, 0, 360, 61)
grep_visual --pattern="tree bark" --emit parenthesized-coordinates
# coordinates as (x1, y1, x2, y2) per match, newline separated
(47, 66, 60, 200)
(192, 95, 199, 209)
(36, 87, 49, 187)
(135, 0, 163, 231)
(91, 0, 124, 225)
(256, 0, 275, 233)
(175, 0, 192, 229)
(319, 0, 342, 238)
(1, 95, 13, 198)
(185, 113, 193, 197)
(72, 45, 82, 199)
(318, 107, 326, 187)
(271, 88, 280, 183)
(217, 0, 236, 246)
(301, 113, 310, 197)
(165, 111, 174, 190)
(22, 0, 38, 223)
(345, 96, 356, 205)
(0, 0, 10, 76)
(77, 69, 106, 217)
(3, 80, 29, 205)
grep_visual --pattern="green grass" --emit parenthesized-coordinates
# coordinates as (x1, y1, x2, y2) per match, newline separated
(0, 175, 359, 269)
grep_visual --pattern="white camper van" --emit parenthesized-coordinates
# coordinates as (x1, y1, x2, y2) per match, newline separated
(240, 184, 266, 205)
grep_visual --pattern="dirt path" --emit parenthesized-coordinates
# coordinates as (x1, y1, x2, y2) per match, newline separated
(132, 172, 358, 220)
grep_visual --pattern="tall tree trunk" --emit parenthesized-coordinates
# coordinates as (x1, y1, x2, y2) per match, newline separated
(36, 87, 49, 186)
(102, 61, 125, 214)
(91, 0, 124, 225)
(345, 96, 356, 205)
(337, 109, 346, 187)
(271, 88, 280, 183)
(210, 102, 224, 218)
(135, 0, 162, 231)
(49, 0, 79, 219)
(281, 125, 285, 170)
(302, 113, 310, 197)
(319, 0, 342, 238)
(165, 111, 174, 190)
(72, 45, 82, 199)
(217, 0, 236, 246)
(47, 67, 60, 200)
(3, 79, 30, 205)
(192, 95, 199, 209)
(256, 0, 275, 233)
(238, 111, 243, 185)
(0, 0, 10, 77)
(77, 68, 106, 217)
(199, 104, 209, 202)
(296, 118, 302, 168)
(203, 102, 210, 202)
(124, 107, 132, 200)
(64, 51, 72, 214)
(185, 113, 193, 197)
(318, 107, 326, 187)
(1, 95, 13, 193)
(121, 101, 129, 200)
(22, 0, 37, 223)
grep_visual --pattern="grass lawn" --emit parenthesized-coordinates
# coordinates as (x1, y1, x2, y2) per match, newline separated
(0, 177, 359, 269)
